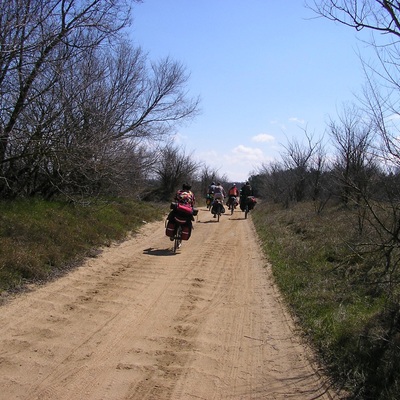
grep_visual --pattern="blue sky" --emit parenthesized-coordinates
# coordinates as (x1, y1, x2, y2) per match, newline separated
(130, 1, 371, 182)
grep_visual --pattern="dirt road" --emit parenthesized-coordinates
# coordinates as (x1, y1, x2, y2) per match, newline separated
(0, 207, 337, 400)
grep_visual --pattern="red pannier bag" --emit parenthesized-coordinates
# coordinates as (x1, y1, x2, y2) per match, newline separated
(165, 220, 175, 237)
(165, 219, 192, 240)
(181, 225, 191, 240)
(166, 202, 195, 240)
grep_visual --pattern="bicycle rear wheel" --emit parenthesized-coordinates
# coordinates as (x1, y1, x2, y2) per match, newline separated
(173, 225, 182, 253)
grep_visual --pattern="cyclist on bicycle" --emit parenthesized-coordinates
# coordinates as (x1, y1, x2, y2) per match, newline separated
(240, 181, 253, 211)
(227, 183, 239, 210)
(175, 183, 195, 207)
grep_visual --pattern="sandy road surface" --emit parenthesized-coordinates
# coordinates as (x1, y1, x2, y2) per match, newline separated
(0, 207, 338, 400)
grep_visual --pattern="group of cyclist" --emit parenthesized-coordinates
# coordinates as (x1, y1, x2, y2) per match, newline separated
(166, 181, 256, 248)
(207, 181, 253, 212)
(173, 180, 253, 212)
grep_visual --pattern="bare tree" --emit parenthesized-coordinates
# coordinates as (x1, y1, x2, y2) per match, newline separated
(329, 103, 377, 205)
(150, 144, 201, 202)
(256, 161, 290, 205)
(121, 56, 200, 140)
(85, 139, 155, 199)
(307, 0, 400, 37)
(0, 2, 200, 199)
(0, 0, 134, 168)
(198, 165, 226, 200)
(54, 44, 199, 199)
(281, 130, 323, 202)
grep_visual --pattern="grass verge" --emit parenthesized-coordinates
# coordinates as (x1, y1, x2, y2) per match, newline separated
(252, 201, 399, 400)
(0, 198, 165, 294)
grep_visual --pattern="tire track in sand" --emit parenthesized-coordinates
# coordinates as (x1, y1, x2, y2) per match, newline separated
(0, 207, 338, 400)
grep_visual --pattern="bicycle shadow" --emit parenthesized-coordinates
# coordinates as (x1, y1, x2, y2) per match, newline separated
(143, 247, 175, 256)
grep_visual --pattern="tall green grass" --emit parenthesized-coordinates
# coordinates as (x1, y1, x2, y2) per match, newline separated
(0, 198, 164, 293)
(252, 201, 400, 399)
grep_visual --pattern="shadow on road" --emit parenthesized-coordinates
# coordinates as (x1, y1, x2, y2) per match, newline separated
(143, 247, 175, 256)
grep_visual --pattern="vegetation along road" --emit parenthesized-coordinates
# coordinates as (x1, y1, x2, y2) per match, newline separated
(0, 207, 339, 399)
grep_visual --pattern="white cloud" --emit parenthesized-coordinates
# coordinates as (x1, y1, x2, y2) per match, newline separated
(270, 119, 287, 130)
(197, 145, 268, 181)
(251, 133, 275, 143)
(289, 117, 305, 124)
(230, 145, 264, 162)
(223, 145, 268, 180)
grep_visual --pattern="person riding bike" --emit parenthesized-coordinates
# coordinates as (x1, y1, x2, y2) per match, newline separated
(175, 182, 196, 207)
(207, 181, 216, 196)
(206, 181, 216, 208)
(226, 183, 239, 210)
(166, 183, 196, 242)
(213, 182, 226, 202)
(240, 181, 253, 211)
(211, 182, 226, 218)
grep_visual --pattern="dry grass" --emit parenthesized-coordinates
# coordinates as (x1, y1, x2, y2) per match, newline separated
(253, 201, 400, 400)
